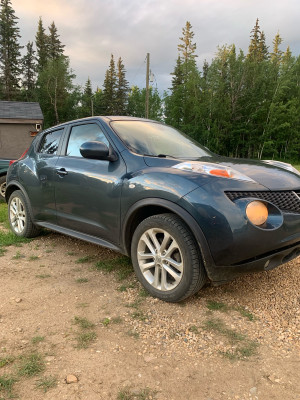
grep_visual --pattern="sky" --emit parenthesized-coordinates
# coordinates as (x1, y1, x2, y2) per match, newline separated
(12, 0, 300, 93)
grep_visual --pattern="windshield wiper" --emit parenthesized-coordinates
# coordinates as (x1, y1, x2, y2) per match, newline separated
(143, 153, 178, 159)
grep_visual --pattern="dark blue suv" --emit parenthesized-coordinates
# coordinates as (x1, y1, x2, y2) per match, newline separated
(6, 117, 300, 301)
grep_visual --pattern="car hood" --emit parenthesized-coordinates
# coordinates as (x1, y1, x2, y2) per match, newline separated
(144, 156, 300, 190)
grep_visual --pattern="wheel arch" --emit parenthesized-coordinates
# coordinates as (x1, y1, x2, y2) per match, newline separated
(122, 198, 214, 274)
(5, 181, 33, 221)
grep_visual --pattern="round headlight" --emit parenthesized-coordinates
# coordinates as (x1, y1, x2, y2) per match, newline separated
(246, 201, 268, 226)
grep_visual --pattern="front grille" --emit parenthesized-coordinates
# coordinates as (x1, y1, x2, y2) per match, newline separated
(225, 191, 300, 213)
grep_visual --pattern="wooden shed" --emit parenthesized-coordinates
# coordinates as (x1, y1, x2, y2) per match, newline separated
(0, 101, 44, 159)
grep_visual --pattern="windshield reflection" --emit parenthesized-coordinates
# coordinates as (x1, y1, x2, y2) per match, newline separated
(111, 121, 213, 159)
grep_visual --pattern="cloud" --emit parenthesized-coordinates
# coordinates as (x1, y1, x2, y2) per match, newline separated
(11, 0, 300, 92)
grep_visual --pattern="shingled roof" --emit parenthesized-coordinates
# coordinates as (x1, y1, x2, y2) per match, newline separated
(0, 101, 43, 120)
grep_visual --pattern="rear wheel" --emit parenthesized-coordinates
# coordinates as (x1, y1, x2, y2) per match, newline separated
(131, 213, 207, 302)
(8, 190, 40, 238)
(0, 175, 6, 200)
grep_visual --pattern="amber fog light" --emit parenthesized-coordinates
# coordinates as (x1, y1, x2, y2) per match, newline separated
(246, 201, 268, 226)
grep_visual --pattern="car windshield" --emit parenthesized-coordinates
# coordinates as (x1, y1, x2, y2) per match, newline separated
(110, 120, 213, 159)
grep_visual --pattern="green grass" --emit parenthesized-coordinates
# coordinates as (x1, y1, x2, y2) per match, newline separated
(36, 274, 51, 279)
(75, 278, 89, 283)
(76, 331, 97, 349)
(126, 330, 140, 339)
(117, 283, 136, 292)
(206, 300, 229, 312)
(17, 352, 45, 377)
(0, 356, 15, 368)
(0, 230, 30, 247)
(74, 316, 95, 330)
(0, 247, 7, 257)
(131, 310, 147, 321)
(204, 317, 258, 360)
(117, 386, 156, 400)
(35, 375, 57, 392)
(0, 203, 8, 224)
(28, 255, 39, 261)
(95, 256, 133, 281)
(31, 336, 45, 344)
(0, 375, 16, 397)
(75, 255, 95, 264)
(101, 318, 110, 327)
(189, 325, 199, 334)
(206, 301, 255, 321)
(12, 251, 25, 260)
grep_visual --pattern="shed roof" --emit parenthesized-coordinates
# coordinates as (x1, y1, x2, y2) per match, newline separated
(0, 101, 43, 120)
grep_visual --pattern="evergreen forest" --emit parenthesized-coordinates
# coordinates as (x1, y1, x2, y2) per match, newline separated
(0, 0, 299, 161)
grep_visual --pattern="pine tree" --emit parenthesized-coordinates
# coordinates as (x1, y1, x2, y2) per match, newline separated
(21, 41, 37, 101)
(79, 77, 93, 117)
(271, 32, 283, 64)
(115, 57, 129, 115)
(48, 21, 65, 60)
(247, 19, 268, 62)
(102, 54, 117, 114)
(0, 0, 22, 100)
(35, 17, 48, 71)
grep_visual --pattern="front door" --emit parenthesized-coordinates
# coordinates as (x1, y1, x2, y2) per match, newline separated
(54, 122, 126, 245)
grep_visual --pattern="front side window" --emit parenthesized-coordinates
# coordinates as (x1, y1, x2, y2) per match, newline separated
(39, 129, 64, 155)
(66, 123, 109, 157)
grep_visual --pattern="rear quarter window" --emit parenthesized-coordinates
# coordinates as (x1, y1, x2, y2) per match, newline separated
(38, 129, 64, 155)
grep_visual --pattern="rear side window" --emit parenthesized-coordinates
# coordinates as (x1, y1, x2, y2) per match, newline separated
(39, 129, 64, 155)
(66, 123, 109, 157)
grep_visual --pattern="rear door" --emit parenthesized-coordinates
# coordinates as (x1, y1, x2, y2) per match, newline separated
(54, 121, 126, 244)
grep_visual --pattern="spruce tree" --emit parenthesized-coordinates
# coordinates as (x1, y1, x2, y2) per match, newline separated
(79, 77, 93, 117)
(48, 21, 65, 60)
(0, 0, 22, 100)
(116, 57, 129, 115)
(102, 54, 117, 114)
(21, 41, 37, 101)
(35, 17, 48, 71)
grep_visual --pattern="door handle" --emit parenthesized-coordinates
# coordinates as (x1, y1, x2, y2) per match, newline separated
(56, 168, 68, 177)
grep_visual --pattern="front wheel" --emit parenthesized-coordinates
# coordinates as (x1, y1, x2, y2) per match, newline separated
(0, 175, 6, 200)
(8, 190, 40, 238)
(131, 213, 207, 302)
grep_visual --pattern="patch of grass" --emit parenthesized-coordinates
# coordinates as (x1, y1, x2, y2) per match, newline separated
(76, 302, 89, 309)
(189, 325, 199, 334)
(126, 300, 142, 309)
(31, 336, 45, 344)
(12, 250, 25, 260)
(0, 203, 8, 223)
(234, 306, 255, 321)
(35, 375, 57, 392)
(117, 283, 136, 292)
(35, 274, 51, 279)
(17, 352, 45, 377)
(0, 231, 30, 247)
(139, 288, 150, 298)
(75, 255, 95, 264)
(45, 249, 53, 253)
(0, 247, 7, 257)
(101, 318, 110, 327)
(204, 318, 245, 343)
(75, 278, 89, 283)
(0, 375, 16, 397)
(117, 386, 156, 400)
(206, 300, 229, 312)
(28, 255, 39, 261)
(74, 316, 95, 330)
(126, 330, 139, 339)
(131, 310, 147, 321)
(76, 331, 97, 349)
(67, 251, 77, 256)
(111, 316, 122, 324)
(95, 256, 133, 281)
(204, 318, 258, 360)
(0, 356, 15, 368)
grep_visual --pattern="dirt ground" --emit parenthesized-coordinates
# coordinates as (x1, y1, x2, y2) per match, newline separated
(0, 225, 300, 399)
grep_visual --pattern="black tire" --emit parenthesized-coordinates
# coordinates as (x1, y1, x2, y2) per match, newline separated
(131, 213, 207, 302)
(8, 190, 40, 238)
(0, 175, 6, 200)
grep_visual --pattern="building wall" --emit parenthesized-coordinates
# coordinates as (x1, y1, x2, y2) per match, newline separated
(0, 121, 42, 159)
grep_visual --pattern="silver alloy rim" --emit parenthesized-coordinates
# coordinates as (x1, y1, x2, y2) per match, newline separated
(10, 197, 26, 233)
(137, 228, 183, 291)
(0, 181, 6, 198)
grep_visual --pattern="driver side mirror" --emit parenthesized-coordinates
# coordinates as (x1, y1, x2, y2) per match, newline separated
(80, 141, 118, 161)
